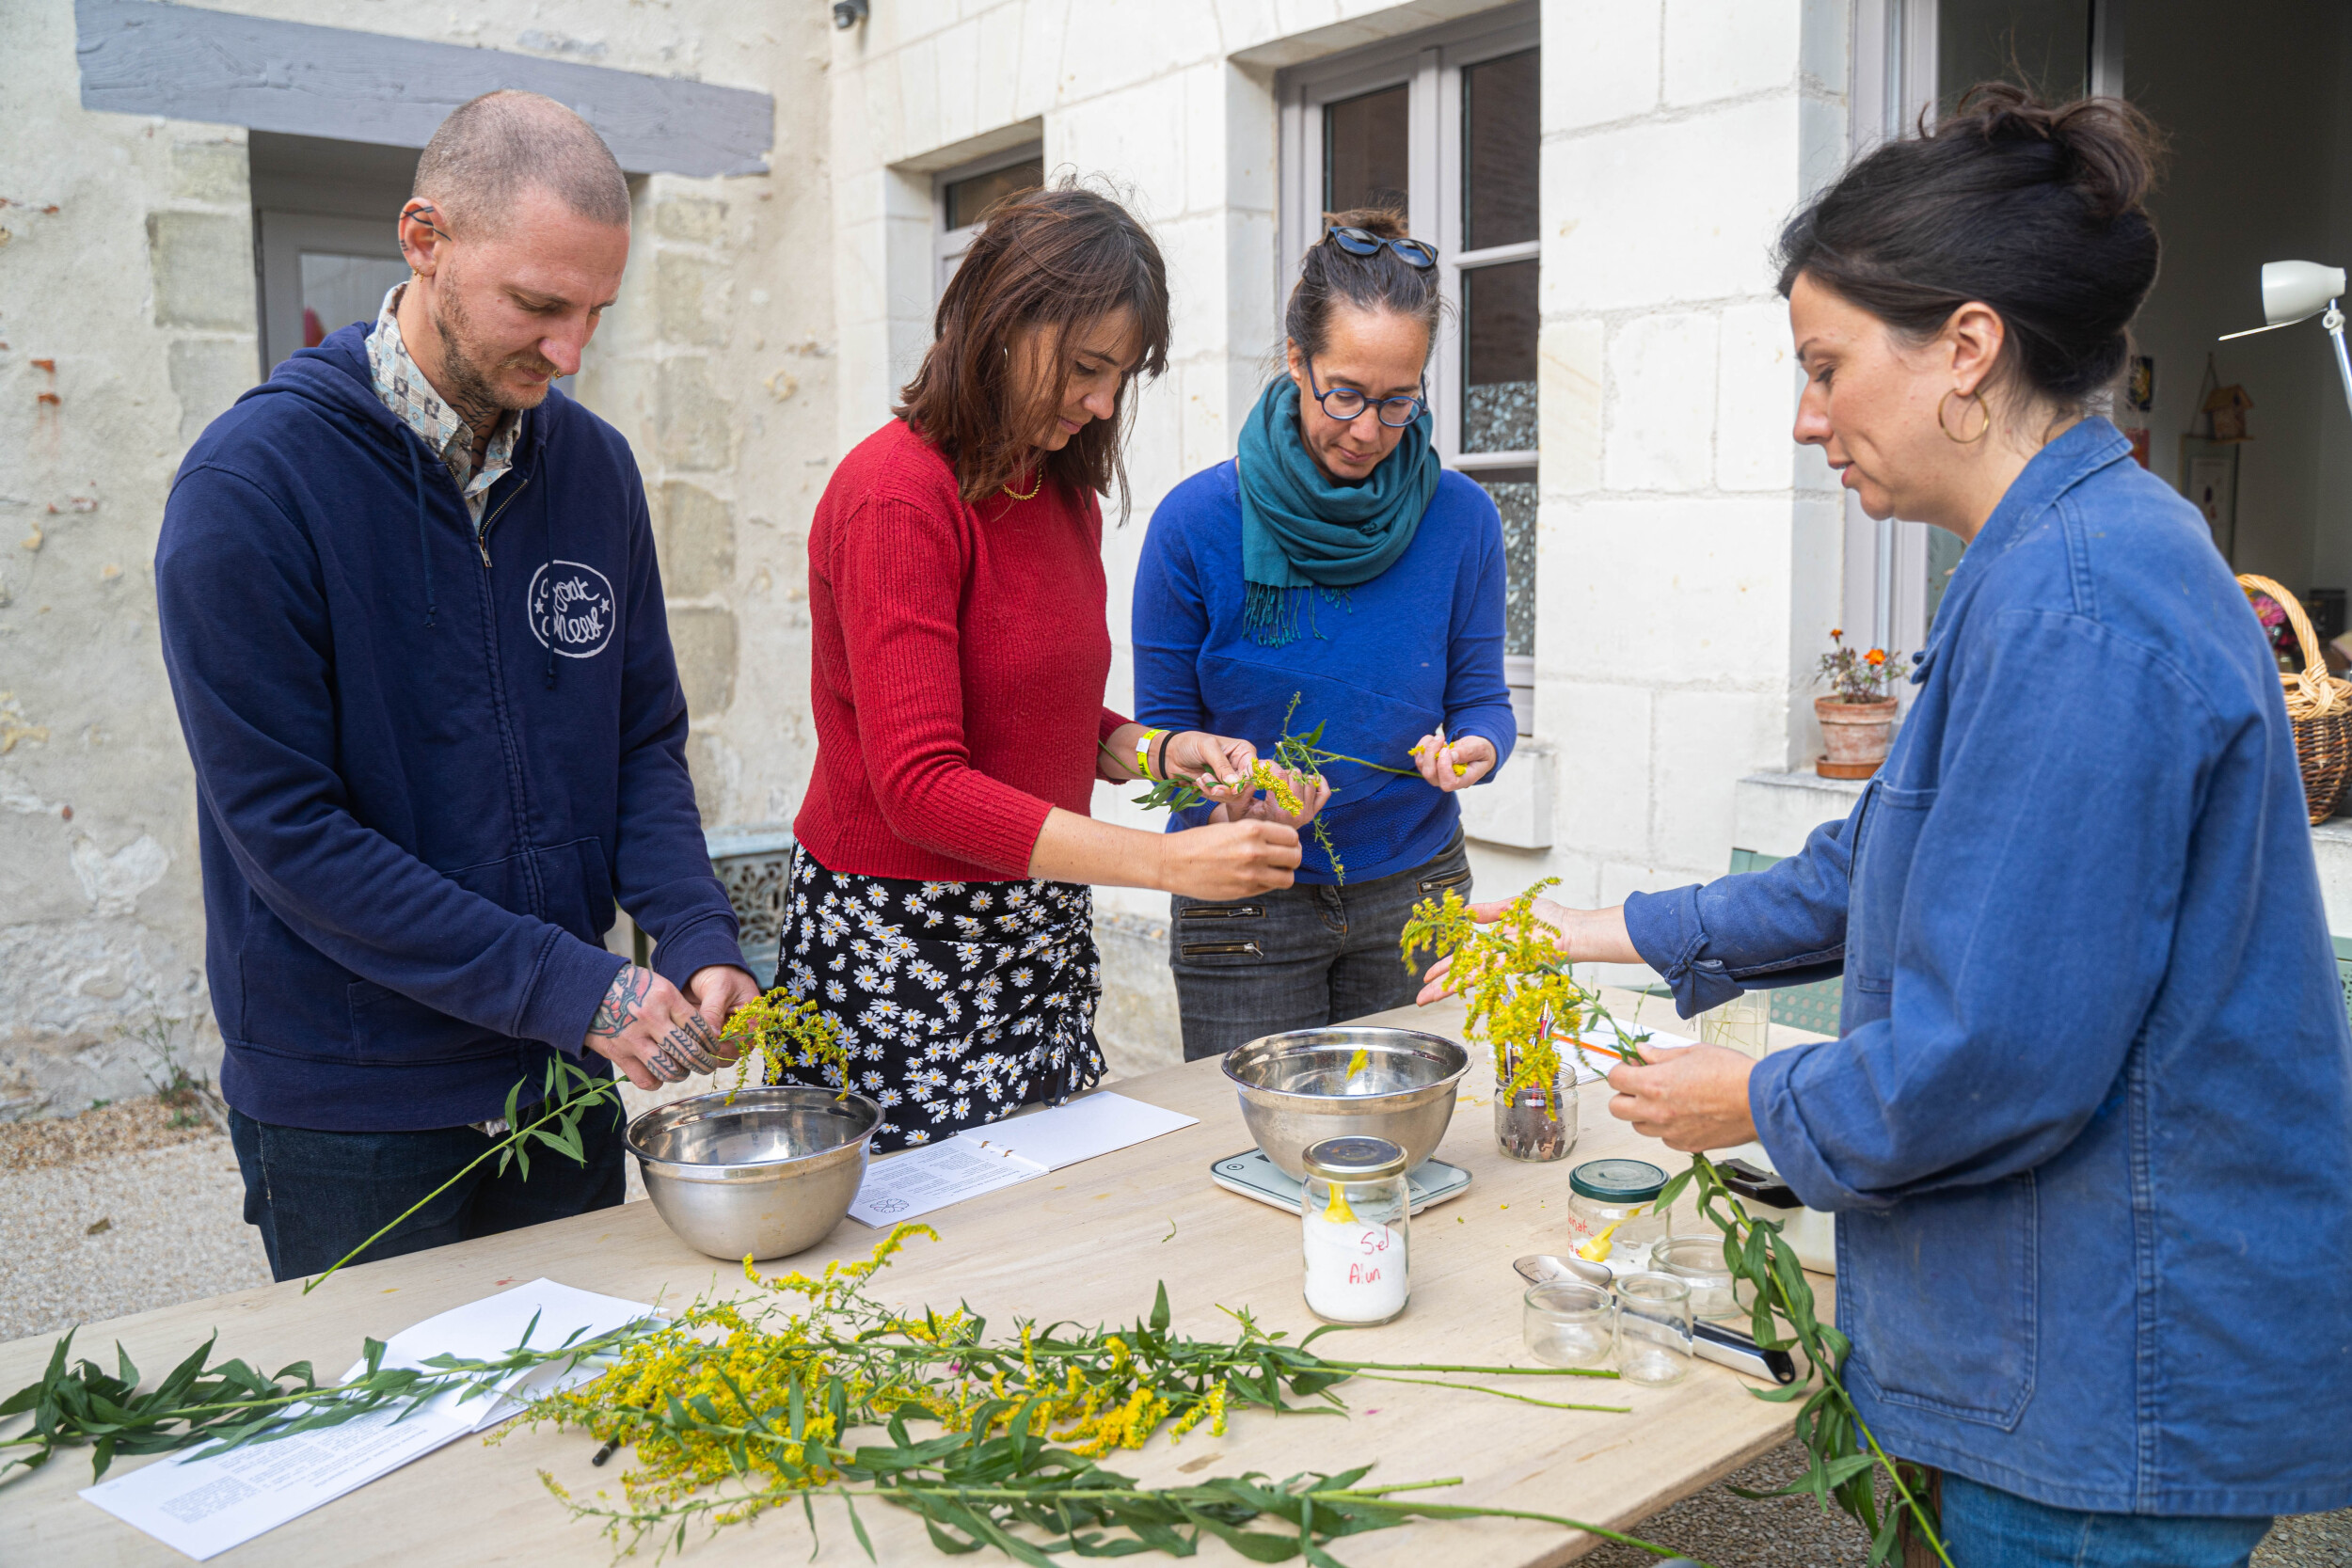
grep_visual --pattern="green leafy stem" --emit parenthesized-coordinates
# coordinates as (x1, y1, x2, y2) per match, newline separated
(1112, 693, 1422, 887)
(301, 1055, 625, 1295)
(1580, 1027, 1951, 1568)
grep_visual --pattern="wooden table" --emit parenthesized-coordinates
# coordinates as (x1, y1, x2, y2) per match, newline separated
(0, 990, 1828, 1566)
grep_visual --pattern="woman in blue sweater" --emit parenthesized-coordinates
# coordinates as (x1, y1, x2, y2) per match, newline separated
(1134, 210, 1514, 1060)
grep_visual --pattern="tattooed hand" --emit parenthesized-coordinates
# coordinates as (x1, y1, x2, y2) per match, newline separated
(583, 963, 732, 1091)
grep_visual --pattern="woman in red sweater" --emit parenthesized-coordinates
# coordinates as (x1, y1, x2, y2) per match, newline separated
(787, 185, 1311, 1148)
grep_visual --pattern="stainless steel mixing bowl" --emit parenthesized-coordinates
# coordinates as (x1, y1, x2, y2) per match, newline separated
(627, 1085, 882, 1261)
(1222, 1026, 1470, 1180)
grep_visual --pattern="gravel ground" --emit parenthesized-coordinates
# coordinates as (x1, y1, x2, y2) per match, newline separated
(1578, 1436, 2344, 1566)
(0, 1097, 2342, 1564)
(0, 1108, 269, 1343)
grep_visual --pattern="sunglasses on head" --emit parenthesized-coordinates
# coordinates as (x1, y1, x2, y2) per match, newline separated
(1325, 226, 1438, 268)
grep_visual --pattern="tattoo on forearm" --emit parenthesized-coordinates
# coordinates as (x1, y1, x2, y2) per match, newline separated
(590, 965, 652, 1040)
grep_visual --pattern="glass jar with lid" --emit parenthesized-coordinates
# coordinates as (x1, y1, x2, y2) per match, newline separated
(1565, 1158, 1672, 1269)
(1299, 1134, 1411, 1325)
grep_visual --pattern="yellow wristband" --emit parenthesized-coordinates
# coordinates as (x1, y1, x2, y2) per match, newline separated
(1136, 727, 1166, 782)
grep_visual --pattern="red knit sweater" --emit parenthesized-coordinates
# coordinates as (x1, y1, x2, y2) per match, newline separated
(794, 419, 1129, 881)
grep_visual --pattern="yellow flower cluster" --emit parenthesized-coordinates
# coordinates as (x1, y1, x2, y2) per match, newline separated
(718, 987, 851, 1101)
(1247, 760, 1308, 815)
(523, 1224, 1247, 1528)
(1399, 879, 1599, 1114)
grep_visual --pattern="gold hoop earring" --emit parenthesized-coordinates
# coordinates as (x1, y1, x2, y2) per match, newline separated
(1940, 387, 1992, 445)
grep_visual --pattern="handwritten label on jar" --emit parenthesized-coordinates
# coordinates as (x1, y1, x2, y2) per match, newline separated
(1302, 1212, 1407, 1323)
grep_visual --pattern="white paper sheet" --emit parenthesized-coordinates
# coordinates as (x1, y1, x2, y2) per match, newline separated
(81, 1279, 652, 1561)
(956, 1091, 1197, 1171)
(848, 1091, 1197, 1227)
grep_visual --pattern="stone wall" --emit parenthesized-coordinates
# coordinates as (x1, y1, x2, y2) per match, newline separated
(0, 0, 828, 1117)
(0, 0, 246, 1117)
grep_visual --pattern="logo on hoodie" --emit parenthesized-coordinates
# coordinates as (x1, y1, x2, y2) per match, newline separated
(529, 561, 618, 658)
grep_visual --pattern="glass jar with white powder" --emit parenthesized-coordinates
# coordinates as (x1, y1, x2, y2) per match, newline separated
(1299, 1135, 1411, 1325)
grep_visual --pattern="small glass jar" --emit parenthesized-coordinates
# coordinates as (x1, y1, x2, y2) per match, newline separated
(1565, 1158, 1672, 1269)
(1614, 1272, 1693, 1385)
(1299, 1135, 1411, 1325)
(1494, 1041, 1577, 1163)
(1522, 1280, 1616, 1369)
(1649, 1235, 1757, 1322)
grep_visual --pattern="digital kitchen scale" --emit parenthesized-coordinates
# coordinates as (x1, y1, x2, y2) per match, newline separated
(1210, 1148, 1473, 1216)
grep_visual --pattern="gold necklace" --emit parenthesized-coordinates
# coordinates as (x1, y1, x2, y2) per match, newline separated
(1002, 466, 1042, 500)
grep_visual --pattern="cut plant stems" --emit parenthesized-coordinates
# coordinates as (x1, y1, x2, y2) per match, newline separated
(3, 1226, 1718, 1565)
(1119, 692, 1425, 887)
(519, 1226, 1677, 1562)
(1398, 879, 1629, 1119)
(1419, 877, 1953, 1568)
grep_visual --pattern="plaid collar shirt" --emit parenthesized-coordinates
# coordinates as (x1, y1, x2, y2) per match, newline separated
(366, 281, 521, 530)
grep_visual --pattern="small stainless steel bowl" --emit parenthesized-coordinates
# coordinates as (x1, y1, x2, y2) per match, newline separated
(627, 1085, 882, 1261)
(1222, 1026, 1470, 1180)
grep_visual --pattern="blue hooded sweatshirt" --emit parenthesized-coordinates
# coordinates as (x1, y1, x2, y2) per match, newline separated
(155, 323, 745, 1132)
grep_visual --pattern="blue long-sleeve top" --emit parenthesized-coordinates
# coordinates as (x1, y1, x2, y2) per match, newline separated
(1624, 420, 2352, 1516)
(1133, 459, 1515, 884)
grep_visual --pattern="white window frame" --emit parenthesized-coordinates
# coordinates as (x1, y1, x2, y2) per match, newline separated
(1279, 4, 1541, 728)
(1845, 0, 2120, 658)
(933, 142, 1044, 302)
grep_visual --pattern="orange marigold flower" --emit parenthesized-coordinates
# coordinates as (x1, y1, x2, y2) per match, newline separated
(1865, 648, 1885, 665)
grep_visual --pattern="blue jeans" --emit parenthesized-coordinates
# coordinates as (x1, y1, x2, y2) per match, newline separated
(1168, 831, 1470, 1061)
(228, 1103, 627, 1282)
(1944, 1474, 2272, 1568)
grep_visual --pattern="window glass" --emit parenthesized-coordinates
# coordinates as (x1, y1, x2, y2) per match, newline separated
(299, 253, 409, 348)
(1324, 85, 1411, 214)
(1936, 0, 2090, 108)
(946, 158, 1043, 230)
(1471, 466, 1538, 658)
(1462, 49, 1539, 250)
(1462, 259, 1538, 453)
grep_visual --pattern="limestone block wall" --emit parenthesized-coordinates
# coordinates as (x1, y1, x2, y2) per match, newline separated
(1495, 0, 1852, 971)
(0, 0, 255, 1117)
(0, 0, 829, 1117)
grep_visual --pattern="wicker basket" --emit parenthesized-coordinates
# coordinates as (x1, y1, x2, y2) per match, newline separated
(2238, 574, 2352, 824)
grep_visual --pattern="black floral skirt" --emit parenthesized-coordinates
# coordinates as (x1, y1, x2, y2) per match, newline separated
(771, 847, 1106, 1151)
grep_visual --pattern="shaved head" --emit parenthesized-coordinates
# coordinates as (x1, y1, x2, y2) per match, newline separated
(412, 90, 630, 237)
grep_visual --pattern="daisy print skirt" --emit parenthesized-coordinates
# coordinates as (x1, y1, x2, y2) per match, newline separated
(771, 847, 1107, 1150)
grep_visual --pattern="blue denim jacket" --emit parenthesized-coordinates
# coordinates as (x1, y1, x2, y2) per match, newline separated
(1625, 420, 2352, 1516)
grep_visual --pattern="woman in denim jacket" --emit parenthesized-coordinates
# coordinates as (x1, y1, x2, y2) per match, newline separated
(1425, 87, 2352, 1565)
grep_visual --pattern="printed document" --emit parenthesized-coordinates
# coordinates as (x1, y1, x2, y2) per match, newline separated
(848, 1090, 1196, 1227)
(81, 1278, 652, 1561)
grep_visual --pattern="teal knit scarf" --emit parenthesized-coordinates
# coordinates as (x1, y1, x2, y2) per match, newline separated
(1237, 377, 1440, 648)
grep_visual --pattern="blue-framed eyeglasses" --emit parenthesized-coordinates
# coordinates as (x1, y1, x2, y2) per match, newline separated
(1325, 226, 1438, 269)
(1305, 356, 1429, 427)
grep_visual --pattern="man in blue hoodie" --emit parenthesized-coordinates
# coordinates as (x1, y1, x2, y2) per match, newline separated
(155, 91, 756, 1282)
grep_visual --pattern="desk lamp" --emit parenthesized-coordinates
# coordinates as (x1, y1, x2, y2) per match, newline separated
(2222, 260, 2352, 424)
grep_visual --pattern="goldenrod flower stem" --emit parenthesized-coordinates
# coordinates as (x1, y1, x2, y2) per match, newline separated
(301, 1083, 619, 1294)
(1341, 1371, 1630, 1413)
(1313, 1358, 1619, 1378)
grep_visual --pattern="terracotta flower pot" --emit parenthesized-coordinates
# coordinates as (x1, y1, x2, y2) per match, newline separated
(1816, 696, 1898, 778)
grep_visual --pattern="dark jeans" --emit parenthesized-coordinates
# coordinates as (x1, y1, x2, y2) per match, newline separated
(1943, 1473, 2271, 1567)
(228, 1103, 627, 1282)
(1169, 831, 1471, 1061)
